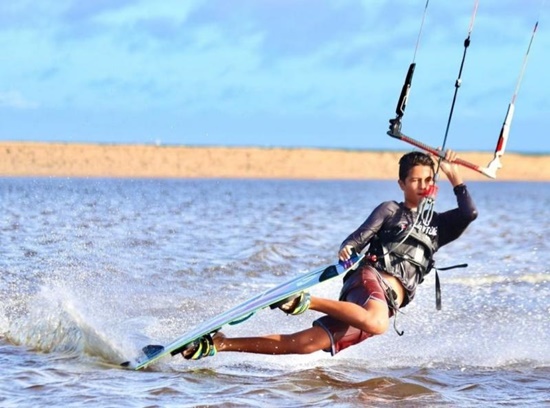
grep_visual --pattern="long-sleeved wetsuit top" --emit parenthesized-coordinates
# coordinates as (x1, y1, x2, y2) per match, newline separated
(340, 184, 478, 306)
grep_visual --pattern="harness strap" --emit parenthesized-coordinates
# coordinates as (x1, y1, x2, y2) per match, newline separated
(432, 263, 468, 310)
(435, 270, 441, 311)
(373, 269, 404, 336)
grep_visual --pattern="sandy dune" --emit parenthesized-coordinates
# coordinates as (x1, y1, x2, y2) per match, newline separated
(0, 141, 548, 181)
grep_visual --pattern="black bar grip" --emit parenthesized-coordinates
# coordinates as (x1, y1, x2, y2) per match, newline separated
(395, 63, 416, 117)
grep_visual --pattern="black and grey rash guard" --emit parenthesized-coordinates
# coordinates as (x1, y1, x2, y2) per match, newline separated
(340, 184, 478, 306)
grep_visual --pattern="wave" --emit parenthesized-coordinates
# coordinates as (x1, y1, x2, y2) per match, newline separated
(1, 286, 127, 366)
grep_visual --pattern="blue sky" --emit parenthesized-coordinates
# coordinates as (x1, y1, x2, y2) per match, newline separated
(1, 0, 548, 153)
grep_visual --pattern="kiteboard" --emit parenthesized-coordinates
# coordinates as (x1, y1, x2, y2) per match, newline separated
(122, 253, 364, 370)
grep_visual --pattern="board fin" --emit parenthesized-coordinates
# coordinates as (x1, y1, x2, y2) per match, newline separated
(229, 311, 256, 325)
(319, 265, 338, 281)
(142, 344, 165, 358)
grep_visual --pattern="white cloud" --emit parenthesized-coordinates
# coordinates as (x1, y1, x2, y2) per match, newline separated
(0, 91, 39, 109)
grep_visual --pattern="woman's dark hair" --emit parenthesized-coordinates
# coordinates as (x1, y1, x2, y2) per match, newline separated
(398, 151, 435, 181)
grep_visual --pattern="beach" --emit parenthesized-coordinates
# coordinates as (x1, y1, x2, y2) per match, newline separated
(0, 141, 548, 181)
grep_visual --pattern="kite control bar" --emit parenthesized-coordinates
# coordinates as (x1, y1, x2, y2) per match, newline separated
(387, 119, 497, 179)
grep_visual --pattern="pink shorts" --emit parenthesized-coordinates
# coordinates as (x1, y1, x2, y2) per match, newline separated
(313, 265, 393, 355)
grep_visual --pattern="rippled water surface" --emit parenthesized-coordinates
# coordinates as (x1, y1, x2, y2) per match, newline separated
(1, 178, 549, 407)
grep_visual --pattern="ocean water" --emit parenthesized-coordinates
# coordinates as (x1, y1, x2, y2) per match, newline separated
(0, 177, 548, 407)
